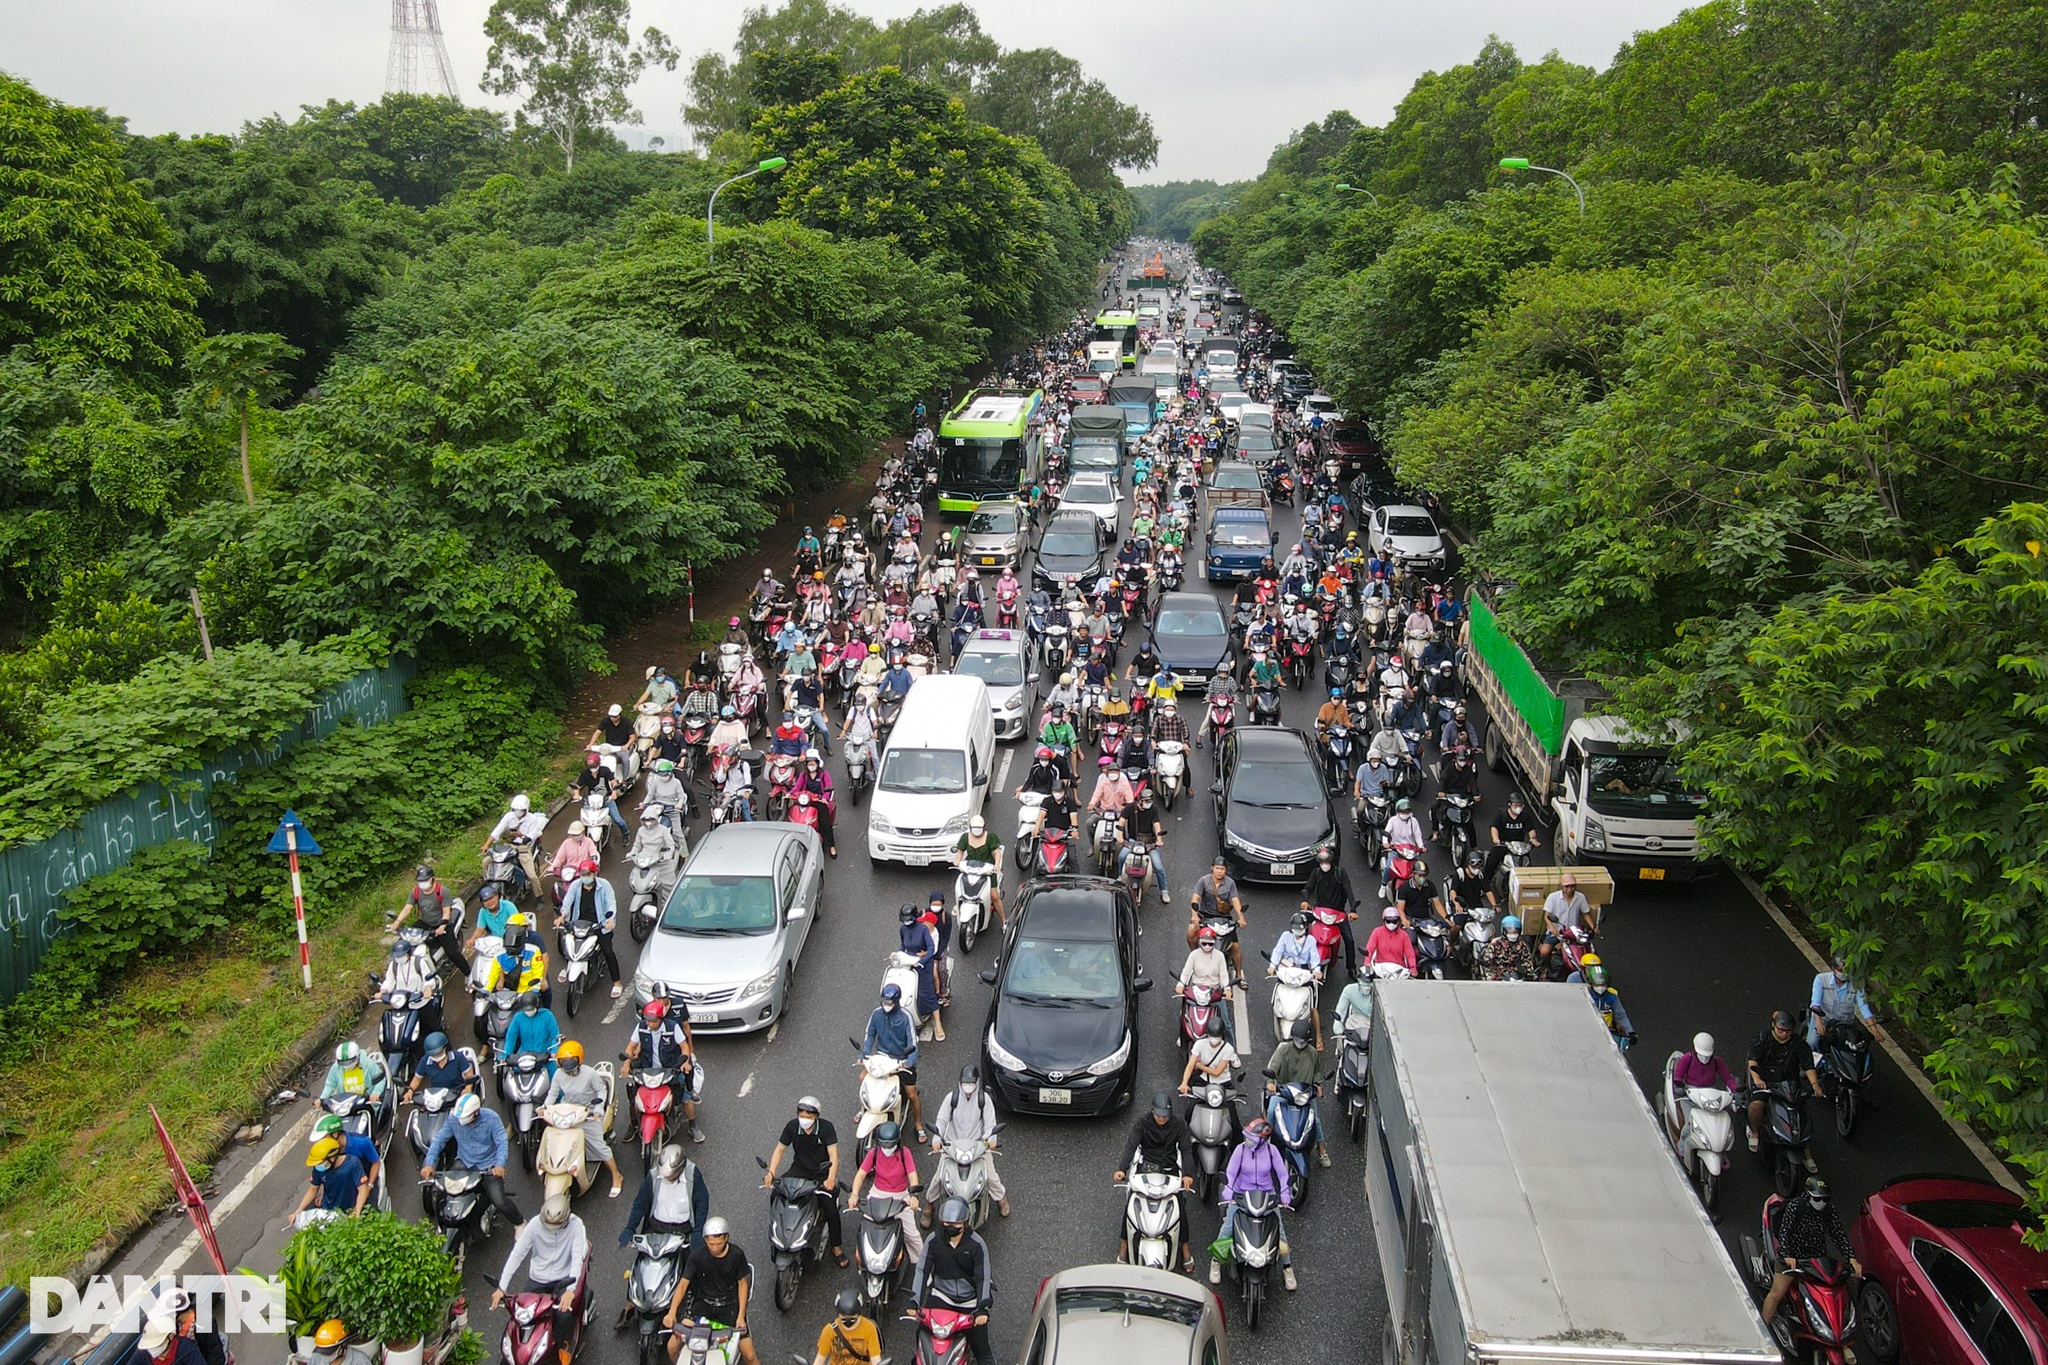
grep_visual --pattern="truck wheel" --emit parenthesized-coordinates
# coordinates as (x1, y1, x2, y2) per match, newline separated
(1481, 719, 1506, 774)
(1553, 824, 1576, 866)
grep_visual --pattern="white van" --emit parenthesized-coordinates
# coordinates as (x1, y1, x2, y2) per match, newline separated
(866, 674, 995, 867)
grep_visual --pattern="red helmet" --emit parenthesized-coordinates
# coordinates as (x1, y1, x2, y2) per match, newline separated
(1036, 745, 1053, 760)
(578, 858, 599, 875)
(641, 1000, 665, 1023)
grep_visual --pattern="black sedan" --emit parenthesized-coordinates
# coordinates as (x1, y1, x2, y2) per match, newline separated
(1147, 591, 1230, 686)
(1210, 727, 1338, 885)
(978, 876, 1148, 1116)
(1033, 511, 1106, 595)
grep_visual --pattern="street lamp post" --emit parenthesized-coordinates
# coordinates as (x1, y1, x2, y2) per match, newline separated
(1497, 157, 1584, 216)
(1335, 182, 1380, 204)
(707, 156, 787, 264)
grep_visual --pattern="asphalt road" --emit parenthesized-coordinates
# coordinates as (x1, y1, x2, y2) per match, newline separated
(95, 282, 1991, 1365)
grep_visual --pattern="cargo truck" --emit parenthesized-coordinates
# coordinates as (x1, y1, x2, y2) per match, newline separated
(1462, 589, 1708, 882)
(1367, 981, 1778, 1365)
(1067, 405, 1127, 488)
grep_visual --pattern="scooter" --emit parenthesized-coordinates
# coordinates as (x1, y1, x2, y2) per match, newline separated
(953, 860, 996, 955)
(1305, 907, 1348, 975)
(1117, 837, 1155, 904)
(1179, 982, 1226, 1049)
(757, 1162, 829, 1313)
(1155, 739, 1187, 810)
(592, 740, 641, 795)
(1186, 1080, 1239, 1205)
(844, 738, 877, 805)
(910, 1294, 979, 1365)
(560, 922, 603, 1018)
(854, 1193, 909, 1325)
(1413, 915, 1452, 980)
(581, 792, 613, 856)
(482, 843, 527, 903)
(375, 978, 428, 1088)
(1117, 1169, 1186, 1271)
(1088, 809, 1121, 877)
(500, 1052, 553, 1171)
(849, 1045, 907, 1162)
(1250, 681, 1282, 728)
(405, 1053, 477, 1163)
(499, 1251, 592, 1365)
(321, 1088, 392, 1159)
(1227, 1188, 1285, 1330)
(627, 1067, 683, 1164)
(1819, 1022, 1874, 1140)
(1335, 1018, 1372, 1142)
(1355, 790, 1391, 862)
(1264, 957, 1320, 1046)
(1204, 693, 1236, 748)
(881, 953, 925, 1035)
(1758, 1079, 1815, 1197)
(619, 1232, 687, 1365)
(1662, 1055, 1736, 1213)
(627, 846, 678, 945)
(1036, 823, 1075, 877)
(423, 1163, 501, 1268)
(1013, 793, 1046, 872)
(1740, 1194, 1856, 1365)
(538, 1084, 612, 1202)
(1436, 791, 1477, 866)
(1265, 1076, 1324, 1213)
(926, 1131, 1002, 1230)
(1455, 900, 1496, 976)
(1321, 724, 1354, 796)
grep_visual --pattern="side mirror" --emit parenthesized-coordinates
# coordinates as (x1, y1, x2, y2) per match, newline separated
(978, 968, 999, 986)
(1209, 782, 1224, 796)
(1135, 977, 1153, 993)
(788, 905, 808, 921)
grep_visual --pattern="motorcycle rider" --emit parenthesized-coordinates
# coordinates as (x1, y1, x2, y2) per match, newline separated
(622, 999, 701, 1144)
(1298, 845, 1358, 978)
(419, 1093, 525, 1227)
(662, 1217, 758, 1365)
(1808, 955, 1877, 1053)
(618, 1142, 712, 1263)
(1175, 927, 1237, 1047)
(320, 1041, 390, 1116)
(545, 1040, 624, 1197)
(627, 810, 685, 899)
(1538, 870, 1597, 967)
(1362, 905, 1418, 975)
(809, 1289, 878, 1365)
(378, 927, 445, 1039)
(707, 703, 749, 758)
(573, 751, 631, 842)
(846, 1121, 925, 1265)
(763, 1096, 849, 1270)
(642, 760, 689, 832)
(1446, 850, 1495, 922)
(556, 859, 624, 1001)
(863, 985, 926, 1143)
(286, 1136, 371, 1227)
(911, 1199, 996, 1365)
(502, 988, 561, 1074)
(1177, 1012, 1242, 1123)
(929, 1066, 1010, 1218)
(950, 816, 1006, 925)
(547, 822, 601, 902)
(838, 694, 881, 770)
(1381, 797, 1428, 886)
(1119, 787, 1170, 905)
(1674, 1032, 1738, 1094)
(392, 864, 467, 974)
(1263, 1020, 1331, 1170)
(793, 752, 838, 857)
(1314, 687, 1349, 740)
(1478, 915, 1539, 981)
(1583, 965, 1636, 1046)
(1085, 755, 1137, 858)
(483, 913, 549, 1006)
(1187, 860, 1249, 978)
(1757, 1177, 1861, 1326)
(484, 793, 547, 900)
(1747, 1009, 1824, 1157)
(1212, 1117, 1297, 1291)
(1114, 1093, 1197, 1274)
(1486, 793, 1537, 881)
(403, 1032, 479, 1104)
(1267, 910, 1325, 1037)
(1438, 701, 1478, 756)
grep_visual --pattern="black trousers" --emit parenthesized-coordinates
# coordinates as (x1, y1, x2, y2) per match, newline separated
(483, 1172, 526, 1226)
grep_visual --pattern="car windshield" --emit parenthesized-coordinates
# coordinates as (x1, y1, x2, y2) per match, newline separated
(1004, 937, 1120, 1003)
(1065, 482, 1115, 505)
(1235, 430, 1280, 453)
(659, 874, 776, 935)
(1071, 382, 1103, 397)
(1330, 426, 1373, 446)
(1385, 516, 1438, 537)
(968, 508, 1017, 535)
(1584, 754, 1705, 815)
(1205, 352, 1238, 367)
(1212, 467, 1260, 489)
(1055, 1288, 1204, 1328)
(1040, 529, 1096, 557)
(1156, 609, 1225, 637)
(956, 650, 1025, 686)
(1071, 444, 1118, 468)
(878, 747, 967, 795)
(1232, 760, 1318, 807)
(1215, 521, 1269, 547)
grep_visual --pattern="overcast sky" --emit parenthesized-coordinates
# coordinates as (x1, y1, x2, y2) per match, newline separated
(1, 0, 1690, 182)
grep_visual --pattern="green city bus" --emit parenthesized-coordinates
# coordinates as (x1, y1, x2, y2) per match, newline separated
(1090, 310, 1141, 372)
(937, 388, 1044, 514)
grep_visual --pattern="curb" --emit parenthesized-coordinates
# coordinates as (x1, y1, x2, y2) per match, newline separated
(1731, 865, 2026, 1196)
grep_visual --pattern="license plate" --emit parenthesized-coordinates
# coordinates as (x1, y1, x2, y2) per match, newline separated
(1270, 861, 1294, 877)
(1037, 1087, 1072, 1106)
(979, 556, 998, 566)
(1639, 867, 1666, 880)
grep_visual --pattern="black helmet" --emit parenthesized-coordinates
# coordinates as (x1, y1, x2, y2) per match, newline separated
(834, 1288, 862, 1319)
(1804, 1176, 1831, 1207)
(1290, 1017, 1314, 1042)
(875, 1122, 901, 1149)
(1204, 1013, 1225, 1039)
(898, 903, 918, 925)
(1290, 910, 1310, 933)
(959, 1063, 980, 1088)
(937, 1197, 971, 1231)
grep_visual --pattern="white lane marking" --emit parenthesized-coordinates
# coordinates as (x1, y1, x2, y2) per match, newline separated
(996, 748, 1014, 790)
(738, 1071, 756, 1098)
(150, 1106, 318, 1279)
(766, 1022, 780, 1044)
(602, 994, 631, 1025)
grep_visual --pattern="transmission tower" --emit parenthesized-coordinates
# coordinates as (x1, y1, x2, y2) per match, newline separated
(386, 0, 460, 100)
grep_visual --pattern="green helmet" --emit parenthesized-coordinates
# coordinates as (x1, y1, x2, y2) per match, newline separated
(1586, 965, 1610, 988)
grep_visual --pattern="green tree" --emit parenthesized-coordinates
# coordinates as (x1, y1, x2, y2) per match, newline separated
(279, 95, 512, 207)
(1889, 0, 2048, 195)
(481, 0, 679, 173)
(1374, 36, 1526, 205)
(969, 48, 1158, 194)
(183, 333, 302, 504)
(0, 76, 199, 370)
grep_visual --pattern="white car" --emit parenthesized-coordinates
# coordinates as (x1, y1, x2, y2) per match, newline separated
(1368, 503, 1448, 571)
(1055, 471, 1121, 535)
(1299, 392, 1341, 424)
(1214, 390, 1253, 425)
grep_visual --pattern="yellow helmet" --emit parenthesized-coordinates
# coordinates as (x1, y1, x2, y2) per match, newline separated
(313, 1321, 349, 1350)
(557, 1040, 583, 1063)
(306, 1138, 342, 1167)
(1579, 952, 1602, 971)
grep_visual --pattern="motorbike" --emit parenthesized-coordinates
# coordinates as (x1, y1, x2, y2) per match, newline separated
(854, 1193, 910, 1325)
(910, 1293, 980, 1365)
(1265, 958, 1320, 1046)
(758, 1164, 829, 1312)
(1335, 1018, 1372, 1142)
(1187, 1079, 1239, 1206)
(1250, 681, 1282, 728)
(1758, 1079, 1816, 1197)
(1385, 842, 1427, 887)
(1662, 1057, 1736, 1213)
(849, 1046, 908, 1162)
(1355, 789, 1391, 863)
(927, 1130, 1002, 1230)
(953, 860, 997, 954)
(580, 792, 614, 856)
(1179, 981, 1226, 1050)
(1454, 898, 1497, 976)
(619, 1232, 687, 1365)
(482, 843, 526, 903)
(1305, 906, 1348, 974)
(1013, 792, 1046, 872)
(1153, 738, 1188, 811)
(321, 1088, 392, 1162)
(627, 1067, 683, 1164)
(499, 1251, 593, 1365)
(1228, 1186, 1287, 1329)
(592, 740, 641, 795)
(1436, 791, 1477, 867)
(375, 977, 428, 1088)
(1413, 915, 1452, 981)
(499, 1051, 553, 1170)
(1088, 809, 1121, 878)
(1117, 1169, 1186, 1271)
(844, 738, 878, 805)
(1265, 1076, 1324, 1213)
(423, 1162, 502, 1268)
(1286, 636, 1315, 690)
(560, 921, 604, 1018)
(1036, 823, 1075, 877)
(1204, 693, 1236, 748)
(539, 1090, 612, 1203)
(1740, 1195, 1857, 1365)
(628, 847, 678, 945)
(1819, 1022, 1874, 1140)
(405, 1055, 476, 1163)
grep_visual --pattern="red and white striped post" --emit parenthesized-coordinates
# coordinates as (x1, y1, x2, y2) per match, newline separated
(287, 824, 310, 990)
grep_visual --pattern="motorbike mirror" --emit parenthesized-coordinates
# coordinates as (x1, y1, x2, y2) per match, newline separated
(849, 1037, 862, 1050)
(978, 968, 999, 985)
(756, 1155, 770, 1169)
(1261, 1067, 1277, 1080)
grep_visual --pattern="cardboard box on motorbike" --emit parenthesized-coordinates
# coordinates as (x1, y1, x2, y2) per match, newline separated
(1507, 865, 1615, 931)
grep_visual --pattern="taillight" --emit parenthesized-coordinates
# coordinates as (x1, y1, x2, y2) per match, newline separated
(1036, 1276, 1052, 1304)
(1211, 1288, 1226, 1327)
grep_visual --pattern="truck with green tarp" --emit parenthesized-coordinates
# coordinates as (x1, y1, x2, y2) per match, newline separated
(1462, 588, 1709, 882)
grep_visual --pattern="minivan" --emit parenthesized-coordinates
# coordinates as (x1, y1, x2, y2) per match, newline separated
(866, 674, 996, 867)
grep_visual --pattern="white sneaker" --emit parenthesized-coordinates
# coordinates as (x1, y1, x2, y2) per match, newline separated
(1209, 1259, 1222, 1285)
(1283, 1266, 1298, 1292)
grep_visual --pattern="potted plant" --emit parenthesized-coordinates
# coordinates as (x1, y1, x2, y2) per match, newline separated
(289, 1213, 462, 1365)
(269, 1235, 338, 1357)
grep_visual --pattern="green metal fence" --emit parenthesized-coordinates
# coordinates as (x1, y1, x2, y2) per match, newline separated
(1467, 593, 1565, 757)
(0, 658, 416, 1003)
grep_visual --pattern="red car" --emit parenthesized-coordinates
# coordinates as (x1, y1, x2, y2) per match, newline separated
(1067, 376, 1106, 403)
(1320, 422, 1381, 473)
(1853, 1175, 2048, 1365)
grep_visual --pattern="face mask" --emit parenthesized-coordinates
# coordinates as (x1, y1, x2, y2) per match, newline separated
(431, 1050, 448, 1063)
(961, 1083, 977, 1100)
(1318, 859, 1332, 870)
(562, 1058, 580, 1073)
(1809, 1197, 1828, 1211)
(881, 1001, 897, 1013)
(417, 881, 432, 893)
(878, 1142, 898, 1156)
(1833, 970, 1847, 984)
(1199, 944, 1214, 953)
(798, 1116, 816, 1132)
(522, 1003, 538, 1016)
(1293, 1037, 1310, 1050)
(581, 876, 596, 888)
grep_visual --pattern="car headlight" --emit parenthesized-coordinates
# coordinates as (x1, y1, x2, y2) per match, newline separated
(1085, 1031, 1133, 1076)
(943, 814, 970, 836)
(1583, 817, 1607, 852)
(1222, 829, 1253, 856)
(1001, 695, 1025, 713)
(633, 970, 656, 999)
(985, 1030, 1028, 1073)
(870, 815, 894, 836)
(737, 971, 779, 1003)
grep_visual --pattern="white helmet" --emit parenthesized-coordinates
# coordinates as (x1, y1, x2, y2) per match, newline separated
(510, 793, 531, 813)
(1692, 1032, 1715, 1061)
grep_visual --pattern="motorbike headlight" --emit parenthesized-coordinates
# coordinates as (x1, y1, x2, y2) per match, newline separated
(1085, 1031, 1133, 1076)
(737, 971, 779, 1004)
(943, 814, 970, 836)
(869, 815, 894, 836)
(985, 1029, 1028, 1073)
(1583, 817, 1607, 852)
